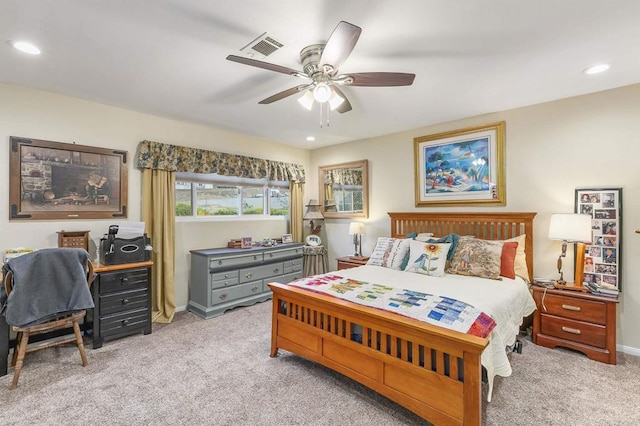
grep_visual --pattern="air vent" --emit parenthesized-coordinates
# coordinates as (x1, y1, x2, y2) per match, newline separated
(240, 32, 283, 60)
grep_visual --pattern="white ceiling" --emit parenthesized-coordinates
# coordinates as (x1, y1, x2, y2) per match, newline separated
(2, 1, 639, 149)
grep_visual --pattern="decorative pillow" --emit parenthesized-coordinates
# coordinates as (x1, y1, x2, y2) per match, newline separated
(447, 238, 504, 280)
(399, 232, 434, 269)
(404, 240, 451, 277)
(427, 234, 461, 261)
(504, 234, 529, 282)
(366, 238, 411, 270)
(500, 241, 519, 279)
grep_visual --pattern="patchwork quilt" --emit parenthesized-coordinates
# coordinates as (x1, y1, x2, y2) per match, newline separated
(288, 273, 496, 338)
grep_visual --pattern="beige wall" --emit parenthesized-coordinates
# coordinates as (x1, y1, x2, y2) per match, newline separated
(0, 83, 310, 311)
(310, 84, 640, 354)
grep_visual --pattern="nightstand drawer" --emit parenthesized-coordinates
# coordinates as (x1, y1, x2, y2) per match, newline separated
(99, 268, 149, 294)
(100, 288, 148, 316)
(540, 293, 606, 325)
(540, 314, 606, 348)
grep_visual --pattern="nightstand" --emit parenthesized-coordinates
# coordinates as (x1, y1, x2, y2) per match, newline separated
(532, 285, 618, 364)
(337, 256, 369, 270)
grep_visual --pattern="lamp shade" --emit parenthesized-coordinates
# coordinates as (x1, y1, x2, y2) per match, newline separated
(348, 222, 365, 236)
(548, 213, 592, 242)
(303, 199, 324, 220)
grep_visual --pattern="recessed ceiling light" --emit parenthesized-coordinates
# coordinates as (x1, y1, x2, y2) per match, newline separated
(8, 40, 41, 55)
(583, 64, 610, 75)
(306, 136, 316, 142)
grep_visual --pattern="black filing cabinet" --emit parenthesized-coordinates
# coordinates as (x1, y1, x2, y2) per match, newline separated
(89, 261, 153, 348)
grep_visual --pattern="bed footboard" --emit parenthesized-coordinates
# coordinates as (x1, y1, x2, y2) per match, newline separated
(269, 282, 488, 426)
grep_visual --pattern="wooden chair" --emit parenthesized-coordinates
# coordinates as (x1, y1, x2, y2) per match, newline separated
(4, 261, 94, 389)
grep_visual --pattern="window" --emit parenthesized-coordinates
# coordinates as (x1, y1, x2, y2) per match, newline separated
(175, 174, 289, 218)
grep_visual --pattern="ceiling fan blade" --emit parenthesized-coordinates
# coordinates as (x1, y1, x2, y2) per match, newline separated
(258, 85, 309, 104)
(320, 21, 362, 71)
(331, 86, 352, 113)
(346, 72, 416, 87)
(226, 55, 300, 76)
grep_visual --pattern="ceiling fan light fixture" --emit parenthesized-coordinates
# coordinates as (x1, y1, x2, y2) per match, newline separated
(297, 90, 315, 110)
(313, 82, 332, 103)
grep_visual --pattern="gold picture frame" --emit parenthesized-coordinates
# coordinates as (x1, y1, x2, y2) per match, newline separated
(9, 136, 128, 220)
(414, 122, 506, 207)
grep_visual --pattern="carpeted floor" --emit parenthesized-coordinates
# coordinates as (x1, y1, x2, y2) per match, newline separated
(1, 301, 638, 425)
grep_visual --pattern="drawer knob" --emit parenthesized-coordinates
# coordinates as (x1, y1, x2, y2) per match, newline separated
(253, 256, 258, 260)
(269, 253, 273, 258)
(121, 319, 130, 326)
(122, 299, 129, 305)
(225, 274, 229, 278)
(251, 285, 259, 292)
(562, 326, 581, 335)
(218, 260, 223, 265)
(245, 272, 252, 279)
(273, 268, 279, 273)
(219, 293, 228, 300)
(120, 277, 129, 284)
(562, 304, 581, 312)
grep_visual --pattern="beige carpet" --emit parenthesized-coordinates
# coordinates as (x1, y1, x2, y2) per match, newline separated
(1, 301, 638, 425)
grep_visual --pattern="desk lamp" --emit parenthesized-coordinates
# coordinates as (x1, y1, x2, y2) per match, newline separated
(548, 213, 592, 287)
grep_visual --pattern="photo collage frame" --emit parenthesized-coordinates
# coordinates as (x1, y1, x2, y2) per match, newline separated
(575, 188, 622, 290)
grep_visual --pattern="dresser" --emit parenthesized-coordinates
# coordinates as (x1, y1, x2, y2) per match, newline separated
(89, 261, 153, 349)
(532, 286, 618, 364)
(189, 243, 304, 319)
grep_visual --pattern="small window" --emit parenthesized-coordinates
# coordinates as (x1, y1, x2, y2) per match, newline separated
(333, 186, 363, 214)
(175, 181, 193, 217)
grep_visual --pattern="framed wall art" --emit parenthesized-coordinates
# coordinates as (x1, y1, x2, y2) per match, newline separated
(414, 122, 506, 207)
(9, 136, 128, 220)
(575, 187, 622, 290)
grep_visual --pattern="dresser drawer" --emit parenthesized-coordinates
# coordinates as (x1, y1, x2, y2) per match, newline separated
(283, 257, 302, 272)
(264, 246, 304, 261)
(211, 270, 240, 289)
(100, 288, 148, 316)
(541, 293, 606, 325)
(209, 253, 262, 271)
(212, 280, 263, 305)
(99, 268, 149, 294)
(100, 307, 149, 338)
(540, 314, 606, 348)
(239, 262, 284, 283)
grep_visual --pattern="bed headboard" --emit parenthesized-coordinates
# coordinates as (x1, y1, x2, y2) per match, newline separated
(388, 212, 537, 281)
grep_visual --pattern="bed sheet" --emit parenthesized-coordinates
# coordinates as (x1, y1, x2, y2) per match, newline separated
(333, 265, 536, 401)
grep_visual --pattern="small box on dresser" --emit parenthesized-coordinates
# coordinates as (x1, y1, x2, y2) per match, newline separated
(189, 243, 304, 319)
(532, 285, 618, 364)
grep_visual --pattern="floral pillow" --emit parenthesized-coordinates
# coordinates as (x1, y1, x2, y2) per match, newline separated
(366, 237, 411, 270)
(447, 238, 504, 280)
(404, 240, 451, 277)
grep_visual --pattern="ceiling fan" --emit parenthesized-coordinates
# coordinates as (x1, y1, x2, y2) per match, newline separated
(226, 21, 415, 114)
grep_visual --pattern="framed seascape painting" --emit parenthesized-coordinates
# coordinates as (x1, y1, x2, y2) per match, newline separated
(575, 187, 622, 290)
(414, 122, 506, 207)
(9, 136, 128, 220)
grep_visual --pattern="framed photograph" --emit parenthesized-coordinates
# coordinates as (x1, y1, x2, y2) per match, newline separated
(414, 122, 505, 207)
(241, 237, 252, 249)
(9, 136, 128, 220)
(575, 188, 622, 290)
(281, 234, 293, 244)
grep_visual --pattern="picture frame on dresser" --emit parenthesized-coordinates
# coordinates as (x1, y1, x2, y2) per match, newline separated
(413, 122, 506, 207)
(575, 187, 622, 290)
(9, 136, 128, 220)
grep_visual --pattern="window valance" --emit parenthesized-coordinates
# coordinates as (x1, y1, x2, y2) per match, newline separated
(324, 168, 362, 186)
(136, 140, 305, 182)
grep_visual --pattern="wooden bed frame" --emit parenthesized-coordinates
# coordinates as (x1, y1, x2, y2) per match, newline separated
(268, 212, 536, 426)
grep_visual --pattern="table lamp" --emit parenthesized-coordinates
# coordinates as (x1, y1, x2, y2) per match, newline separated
(348, 222, 365, 258)
(548, 213, 592, 287)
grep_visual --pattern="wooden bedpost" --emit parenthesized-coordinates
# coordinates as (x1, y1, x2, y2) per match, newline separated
(270, 289, 280, 357)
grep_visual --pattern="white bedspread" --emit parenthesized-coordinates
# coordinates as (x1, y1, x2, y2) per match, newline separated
(334, 265, 536, 401)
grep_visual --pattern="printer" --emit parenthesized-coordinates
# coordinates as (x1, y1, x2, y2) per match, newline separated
(100, 225, 151, 265)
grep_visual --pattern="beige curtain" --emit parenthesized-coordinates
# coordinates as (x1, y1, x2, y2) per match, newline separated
(289, 181, 304, 242)
(141, 168, 176, 323)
